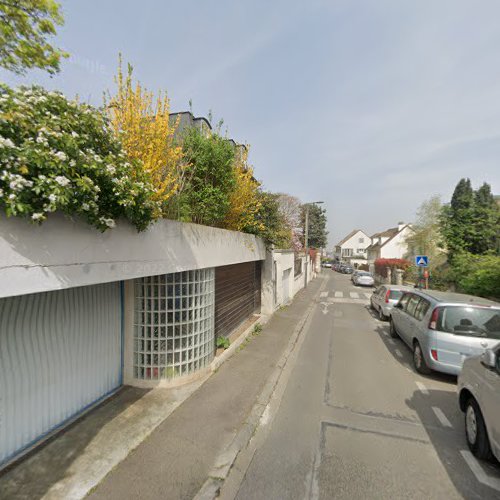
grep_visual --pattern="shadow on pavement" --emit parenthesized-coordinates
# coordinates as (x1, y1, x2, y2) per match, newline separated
(0, 386, 150, 500)
(407, 388, 500, 499)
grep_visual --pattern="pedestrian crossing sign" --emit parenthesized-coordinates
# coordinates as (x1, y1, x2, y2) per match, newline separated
(415, 255, 429, 267)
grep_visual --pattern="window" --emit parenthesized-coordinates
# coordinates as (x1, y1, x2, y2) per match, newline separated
(398, 293, 411, 310)
(414, 298, 430, 321)
(134, 269, 215, 380)
(389, 290, 403, 301)
(342, 248, 353, 257)
(356, 248, 365, 254)
(359, 237, 364, 243)
(406, 295, 421, 317)
(438, 306, 500, 339)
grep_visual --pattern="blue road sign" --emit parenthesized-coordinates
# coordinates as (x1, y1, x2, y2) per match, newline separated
(415, 255, 429, 267)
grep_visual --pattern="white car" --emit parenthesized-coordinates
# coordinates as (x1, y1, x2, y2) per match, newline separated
(353, 271, 374, 287)
(458, 344, 500, 462)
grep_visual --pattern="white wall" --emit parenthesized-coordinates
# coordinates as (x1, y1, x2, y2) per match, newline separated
(0, 213, 266, 298)
(261, 250, 295, 315)
(380, 226, 412, 259)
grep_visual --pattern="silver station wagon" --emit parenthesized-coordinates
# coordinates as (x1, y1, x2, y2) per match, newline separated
(389, 290, 500, 375)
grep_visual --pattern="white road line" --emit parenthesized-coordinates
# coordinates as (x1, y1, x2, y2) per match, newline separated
(350, 292, 359, 299)
(395, 349, 403, 358)
(461, 450, 500, 492)
(432, 407, 452, 428)
(334, 291, 343, 298)
(320, 292, 328, 298)
(415, 381, 429, 395)
(364, 293, 371, 299)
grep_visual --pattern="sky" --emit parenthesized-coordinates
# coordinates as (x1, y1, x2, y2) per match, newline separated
(2, 0, 500, 247)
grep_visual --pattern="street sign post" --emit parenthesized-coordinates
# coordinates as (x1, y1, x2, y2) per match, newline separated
(415, 255, 429, 267)
(415, 255, 429, 289)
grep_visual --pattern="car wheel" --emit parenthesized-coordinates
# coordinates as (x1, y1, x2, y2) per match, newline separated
(389, 318, 398, 338)
(413, 341, 431, 374)
(378, 308, 386, 321)
(465, 398, 493, 461)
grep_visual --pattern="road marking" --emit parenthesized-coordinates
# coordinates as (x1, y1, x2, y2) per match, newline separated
(415, 381, 429, 395)
(334, 291, 343, 298)
(350, 292, 359, 299)
(383, 331, 389, 337)
(395, 349, 403, 358)
(364, 293, 372, 299)
(320, 292, 328, 298)
(388, 338, 395, 345)
(432, 407, 452, 428)
(460, 450, 500, 492)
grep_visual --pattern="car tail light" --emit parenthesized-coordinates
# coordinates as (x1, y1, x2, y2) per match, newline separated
(428, 307, 440, 330)
(431, 349, 438, 361)
(385, 290, 391, 303)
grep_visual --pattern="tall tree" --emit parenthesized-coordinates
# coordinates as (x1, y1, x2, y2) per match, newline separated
(0, 0, 67, 75)
(440, 178, 475, 258)
(470, 183, 499, 255)
(302, 203, 328, 249)
(276, 193, 302, 251)
(405, 195, 442, 258)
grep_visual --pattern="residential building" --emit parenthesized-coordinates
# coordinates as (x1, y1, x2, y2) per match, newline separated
(334, 229, 371, 267)
(366, 222, 413, 263)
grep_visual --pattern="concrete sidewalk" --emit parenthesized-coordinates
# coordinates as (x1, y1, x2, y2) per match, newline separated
(1, 276, 323, 500)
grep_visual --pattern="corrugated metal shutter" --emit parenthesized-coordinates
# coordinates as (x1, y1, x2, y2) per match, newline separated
(215, 261, 261, 339)
(0, 282, 122, 466)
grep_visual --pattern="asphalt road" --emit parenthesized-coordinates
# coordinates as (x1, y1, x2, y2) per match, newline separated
(219, 271, 500, 500)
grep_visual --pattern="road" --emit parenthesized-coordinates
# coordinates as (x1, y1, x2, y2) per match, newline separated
(219, 271, 500, 500)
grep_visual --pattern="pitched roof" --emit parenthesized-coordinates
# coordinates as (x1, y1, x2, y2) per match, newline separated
(335, 229, 364, 247)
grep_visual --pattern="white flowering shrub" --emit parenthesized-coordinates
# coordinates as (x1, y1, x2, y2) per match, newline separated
(0, 84, 161, 231)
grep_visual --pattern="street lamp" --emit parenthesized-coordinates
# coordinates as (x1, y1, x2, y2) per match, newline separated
(304, 201, 324, 288)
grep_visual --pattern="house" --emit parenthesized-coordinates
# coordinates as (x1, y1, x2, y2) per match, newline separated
(334, 229, 371, 267)
(366, 222, 413, 263)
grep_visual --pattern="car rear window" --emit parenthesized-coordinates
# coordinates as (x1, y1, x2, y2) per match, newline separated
(438, 306, 500, 339)
(389, 290, 403, 300)
(358, 272, 371, 276)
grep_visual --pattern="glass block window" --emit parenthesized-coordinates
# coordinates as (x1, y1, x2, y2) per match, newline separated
(134, 268, 215, 380)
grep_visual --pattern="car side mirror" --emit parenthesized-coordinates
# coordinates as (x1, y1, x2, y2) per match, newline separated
(481, 349, 497, 369)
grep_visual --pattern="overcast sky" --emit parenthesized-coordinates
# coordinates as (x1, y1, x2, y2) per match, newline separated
(2, 0, 500, 246)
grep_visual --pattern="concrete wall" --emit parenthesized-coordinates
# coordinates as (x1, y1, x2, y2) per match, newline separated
(0, 213, 266, 299)
(261, 250, 295, 315)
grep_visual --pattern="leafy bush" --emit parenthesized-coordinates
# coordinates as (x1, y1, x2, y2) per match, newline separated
(216, 336, 230, 349)
(177, 127, 236, 226)
(374, 258, 411, 278)
(0, 84, 160, 231)
(450, 253, 500, 299)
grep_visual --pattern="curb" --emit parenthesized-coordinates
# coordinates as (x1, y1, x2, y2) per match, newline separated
(193, 276, 327, 500)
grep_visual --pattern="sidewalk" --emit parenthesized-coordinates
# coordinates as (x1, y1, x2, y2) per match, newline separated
(0, 277, 323, 500)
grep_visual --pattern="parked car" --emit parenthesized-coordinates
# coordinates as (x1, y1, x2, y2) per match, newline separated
(353, 271, 375, 287)
(351, 270, 361, 283)
(342, 266, 353, 274)
(458, 344, 500, 462)
(322, 262, 332, 268)
(389, 289, 500, 375)
(371, 285, 411, 321)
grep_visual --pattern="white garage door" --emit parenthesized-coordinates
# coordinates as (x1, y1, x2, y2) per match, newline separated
(0, 282, 122, 466)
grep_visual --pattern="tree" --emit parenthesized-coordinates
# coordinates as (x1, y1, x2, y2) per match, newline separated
(224, 146, 263, 234)
(470, 183, 499, 255)
(405, 195, 443, 259)
(253, 191, 292, 248)
(276, 193, 302, 251)
(301, 203, 328, 248)
(105, 59, 184, 214)
(440, 178, 475, 259)
(177, 127, 236, 226)
(440, 178, 499, 258)
(0, 0, 68, 75)
(450, 253, 500, 299)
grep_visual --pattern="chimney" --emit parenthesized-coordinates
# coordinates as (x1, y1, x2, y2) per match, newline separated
(398, 221, 405, 231)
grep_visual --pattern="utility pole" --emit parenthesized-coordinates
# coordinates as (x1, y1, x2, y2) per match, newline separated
(304, 201, 324, 288)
